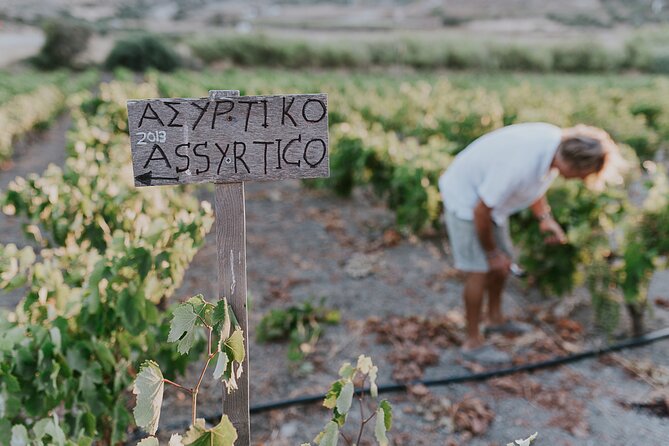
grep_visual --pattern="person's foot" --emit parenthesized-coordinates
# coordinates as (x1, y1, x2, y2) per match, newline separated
(462, 336, 485, 350)
(460, 344, 511, 366)
(483, 320, 534, 336)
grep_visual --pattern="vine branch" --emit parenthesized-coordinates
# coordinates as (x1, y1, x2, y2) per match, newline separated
(163, 378, 192, 394)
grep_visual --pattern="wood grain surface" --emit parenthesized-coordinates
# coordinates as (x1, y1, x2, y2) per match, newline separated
(127, 94, 329, 187)
(210, 90, 251, 444)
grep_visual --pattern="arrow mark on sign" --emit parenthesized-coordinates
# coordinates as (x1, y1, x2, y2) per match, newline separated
(135, 171, 179, 186)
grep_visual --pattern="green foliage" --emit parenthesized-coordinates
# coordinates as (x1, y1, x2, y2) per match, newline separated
(182, 417, 237, 446)
(547, 12, 612, 28)
(257, 299, 340, 363)
(621, 170, 669, 299)
(511, 180, 627, 296)
(187, 33, 669, 74)
(0, 70, 98, 163)
(6, 415, 86, 446)
(106, 34, 182, 72)
(132, 295, 243, 443)
(306, 355, 391, 446)
(507, 432, 539, 446)
(150, 68, 669, 332)
(0, 81, 212, 443)
(551, 44, 621, 73)
(33, 18, 92, 70)
(149, 69, 669, 330)
(133, 361, 165, 435)
(116, 0, 149, 19)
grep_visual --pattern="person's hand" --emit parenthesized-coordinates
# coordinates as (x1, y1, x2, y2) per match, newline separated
(486, 250, 511, 273)
(539, 217, 567, 245)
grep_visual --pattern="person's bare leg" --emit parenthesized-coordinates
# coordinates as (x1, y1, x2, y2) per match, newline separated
(486, 269, 508, 325)
(463, 272, 487, 349)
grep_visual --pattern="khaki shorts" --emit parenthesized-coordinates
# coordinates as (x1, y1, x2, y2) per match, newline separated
(444, 211, 514, 273)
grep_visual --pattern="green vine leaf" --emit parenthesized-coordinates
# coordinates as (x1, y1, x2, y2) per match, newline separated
(374, 408, 389, 446)
(133, 360, 165, 435)
(335, 381, 354, 416)
(379, 400, 392, 431)
(187, 295, 212, 325)
(314, 421, 338, 446)
(223, 360, 243, 394)
(182, 416, 237, 446)
(223, 329, 245, 363)
(507, 432, 538, 446)
(169, 433, 185, 446)
(214, 320, 246, 393)
(168, 303, 200, 355)
(33, 416, 66, 446)
(337, 362, 355, 380)
(212, 298, 231, 340)
(137, 437, 159, 446)
(11, 425, 28, 446)
(369, 365, 379, 398)
(212, 351, 229, 381)
(356, 355, 373, 374)
(323, 381, 343, 409)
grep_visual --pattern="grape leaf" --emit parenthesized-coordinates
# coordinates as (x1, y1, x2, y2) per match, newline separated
(315, 421, 338, 446)
(337, 362, 355, 380)
(357, 355, 373, 374)
(214, 327, 245, 385)
(336, 381, 354, 415)
(10, 425, 28, 446)
(379, 400, 392, 430)
(323, 381, 343, 409)
(169, 433, 184, 446)
(369, 365, 379, 398)
(223, 329, 245, 363)
(374, 407, 389, 446)
(212, 298, 231, 340)
(182, 416, 237, 446)
(34, 416, 66, 446)
(507, 432, 538, 446)
(133, 361, 164, 435)
(0, 420, 10, 446)
(187, 295, 211, 325)
(167, 304, 199, 355)
(212, 351, 229, 381)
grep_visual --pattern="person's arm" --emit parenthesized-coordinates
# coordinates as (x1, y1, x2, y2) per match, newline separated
(529, 195, 551, 219)
(529, 195, 567, 244)
(473, 199, 511, 272)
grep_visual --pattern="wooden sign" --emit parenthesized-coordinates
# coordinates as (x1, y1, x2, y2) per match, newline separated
(128, 90, 329, 445)
(127, 94, 329, 187)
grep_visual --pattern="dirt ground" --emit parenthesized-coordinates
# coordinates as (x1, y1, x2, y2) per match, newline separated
(1, 108, 669, 444)
(159, 179, 669, 446)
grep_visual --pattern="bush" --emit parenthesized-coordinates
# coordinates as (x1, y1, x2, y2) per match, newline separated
(547, 12, 612, 28)
(551, 44, 622, 72)
(105, 34, 181, 72)
(187, 33, 669, 75)
(491, 45, 553, 72)
(32, 18, 92, 69)
(646, 49, 669, 74)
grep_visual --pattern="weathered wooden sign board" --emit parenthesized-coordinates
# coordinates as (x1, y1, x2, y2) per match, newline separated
(127, 94, 329, 186)
(128, 90, 329, 445)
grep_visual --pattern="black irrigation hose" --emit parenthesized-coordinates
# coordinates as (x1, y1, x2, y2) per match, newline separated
(140, 326, 669, 436)
(241, 326, 669, 417)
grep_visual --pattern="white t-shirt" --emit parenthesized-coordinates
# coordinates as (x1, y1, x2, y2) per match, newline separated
(439, 122, 562, 224)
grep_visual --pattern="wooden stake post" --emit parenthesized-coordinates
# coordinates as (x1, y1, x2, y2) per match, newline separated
(127, 89, 329, 444)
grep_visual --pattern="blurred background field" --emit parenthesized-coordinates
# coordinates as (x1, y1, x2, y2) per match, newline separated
(2, 0, 669, 72)
(2, 1, 669, 445)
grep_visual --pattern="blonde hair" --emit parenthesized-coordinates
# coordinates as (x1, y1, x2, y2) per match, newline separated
(559, 125, 627, 190)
